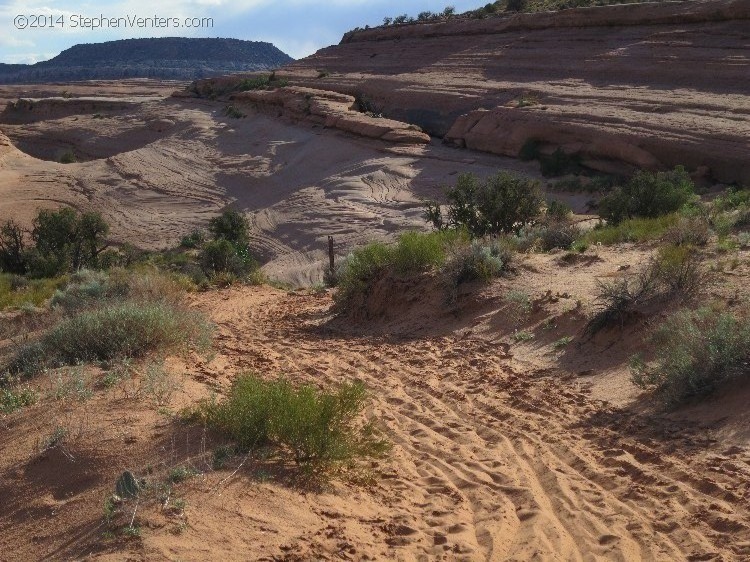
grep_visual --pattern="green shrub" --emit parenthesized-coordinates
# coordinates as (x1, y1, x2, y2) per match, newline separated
(334, 231, 459, 310)
(506, 0, 527, 12)
(10, 302, 212, 375)
(585, 245, 704, 336)
(0, 273, 66, 309)
(199, 239, 257, 278)
(546, 200, 571, 221)
(190, 374, 389, 471)
(518, 139, 540, 161)
(236, 75, 271, 91)
(208, 210, 250, 246)
(631, 307, 750, 407)
(50, 268, 191, 313)
(711, 212, 736, 239)
(713, 187, 750, 212)
(651, 245, 703, 296)
(598, 167, 695, 225)
(223, 105, 245, 119)
(539, 148, 581, 177)
(0, 220, 28, 274)
(29, 208, 109, 277)
(585, 274, 657, 336)
(389, 230, 455, 273)
(585, 214, 679, 245)
(180, 229, 206, 248)
(51, 269, 112, 311)
(0, 386, 37, 414)
(59, 150, 76, 164)
(539, 221, 581, 251)
(426, 172, 542, 236)
(663, 215, 710, 247)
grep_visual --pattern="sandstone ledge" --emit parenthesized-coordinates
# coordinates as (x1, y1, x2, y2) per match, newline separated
(231, 86, 430, 145)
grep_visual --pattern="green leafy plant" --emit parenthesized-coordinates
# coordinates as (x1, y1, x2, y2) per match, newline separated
(29, 207, 109, 277)
(598, 167, 695, 225)
(189, 374, 389, 473)
(0, 386, 37, 414)
(425, 172, 542, 236)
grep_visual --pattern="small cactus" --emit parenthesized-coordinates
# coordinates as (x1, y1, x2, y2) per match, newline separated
(115, 470, 140, 499)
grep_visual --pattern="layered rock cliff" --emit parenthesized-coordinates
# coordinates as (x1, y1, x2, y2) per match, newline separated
(270, 0, 749, 183)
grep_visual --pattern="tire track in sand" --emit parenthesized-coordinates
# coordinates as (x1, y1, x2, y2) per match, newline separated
(192, 287, 750, 561)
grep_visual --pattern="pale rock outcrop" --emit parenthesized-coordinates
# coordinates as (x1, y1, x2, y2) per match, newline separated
(232, 86, 430, 145)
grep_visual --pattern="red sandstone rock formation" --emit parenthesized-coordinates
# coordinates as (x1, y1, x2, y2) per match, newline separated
(274, 0, 750, 182)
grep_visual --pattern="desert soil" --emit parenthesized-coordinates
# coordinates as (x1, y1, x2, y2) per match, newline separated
(2, 259, 750, 560)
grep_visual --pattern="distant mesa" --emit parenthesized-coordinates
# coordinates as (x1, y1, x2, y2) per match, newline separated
(0, 37, 294, 84)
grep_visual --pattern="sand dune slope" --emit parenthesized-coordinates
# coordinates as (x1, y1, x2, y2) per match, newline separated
(137, 286, 750, 561)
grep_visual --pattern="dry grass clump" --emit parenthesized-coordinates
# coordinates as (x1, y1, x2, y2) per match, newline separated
(631, 306, 750, 407)
(585, 244, 704, 336)
(9, 301, 212, 375)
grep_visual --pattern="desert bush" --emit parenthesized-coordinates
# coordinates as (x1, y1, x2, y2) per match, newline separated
(631, 307, 750, 407)
(51, 268, 191, 313)
(585, 245, 704, 335)
(711, 212, 736, 239)
(199, 239, 257, 279)
(189, 374, 389, 472)
(0, 220, 28, 274)
(546, 200, 572, 221)
(585, 213, 679, 245)
(334, 231, 460, 309)
(236, 75, 271, 91)
(506, 0, 527, 11)
(539, 221, 581, 251)
(425, 172, 542, 236)
(518, 139, 540, 161)
(0, 273, 66, 309)
(29, 207, 109, 277)
(713, 187, 750, 212)
(9, 302, 212, 375)
(650, 245, 703, 297)
(443, 239, 512, 290)
(223, 105, 245, 119)
(585, 274, 657, 336)
(598, 166, 695, 224)
(0, 386, 37, 414)
(59, 150, 76, 164)
(208, 209, 250, 246)
(663, 215, 710, 247)
(505, 289, 532, 323)
(51, 269, 113, 311)
(539, 148, 581, 177)
(389, 230, 456, 273)
(180, 229, 207, 249)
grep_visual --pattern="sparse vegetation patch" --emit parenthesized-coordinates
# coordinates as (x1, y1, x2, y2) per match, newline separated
(631, 307, 750, 407)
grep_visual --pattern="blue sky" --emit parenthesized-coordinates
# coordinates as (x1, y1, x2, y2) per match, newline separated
(0, 1, 485, 64)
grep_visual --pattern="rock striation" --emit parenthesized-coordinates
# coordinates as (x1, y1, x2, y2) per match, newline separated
(274, 0, 750, 182)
